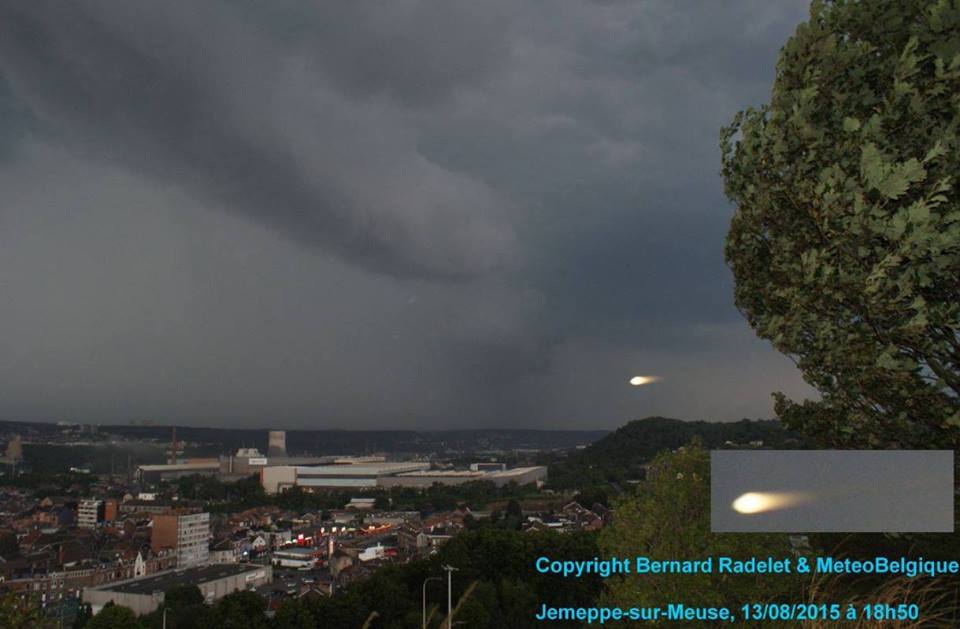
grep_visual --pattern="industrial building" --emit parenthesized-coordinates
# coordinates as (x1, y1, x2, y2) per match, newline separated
(134, 430, 546, 494)
(137, 450, 394, 485)
(217, 447, 334, 479)
(379, 466, 548, 489)
(260, 462, 547, 494)
(135, 429, 397, 485)
(137, 460, 220, 483)
(83, 564, 272, 615)
(260, 462, 431, 494)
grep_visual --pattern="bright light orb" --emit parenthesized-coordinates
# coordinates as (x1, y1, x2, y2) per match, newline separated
(731, 491, 809, 515)
(629, 375, 660, 386)
(731, 492, 772, 514)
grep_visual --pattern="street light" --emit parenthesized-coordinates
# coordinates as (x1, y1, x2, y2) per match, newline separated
(422, 576, 442, 629)
(442, 565, 458, 629)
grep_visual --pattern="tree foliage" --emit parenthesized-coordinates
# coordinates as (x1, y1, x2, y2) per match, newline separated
(549, 416, 800, 489)
(599, 444, 802, 625)
(208, 591, 268, 629)
(721, 0, 960, 448)
(0, 593, 45, 629)
(305, 528, 602, 628)
(85, 603, 143, 629)
(270, 599, 316, 629)
(140, 584, 210, 629)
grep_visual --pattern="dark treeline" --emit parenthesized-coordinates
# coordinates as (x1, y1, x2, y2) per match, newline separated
(547, 416, 804, 489)
(0, 420, 606, 456)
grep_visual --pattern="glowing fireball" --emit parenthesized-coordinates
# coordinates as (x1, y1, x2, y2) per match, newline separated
(731, 491, 811, 514)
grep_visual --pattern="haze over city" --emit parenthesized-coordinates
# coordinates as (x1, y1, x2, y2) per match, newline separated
(0, 1, 814, 429)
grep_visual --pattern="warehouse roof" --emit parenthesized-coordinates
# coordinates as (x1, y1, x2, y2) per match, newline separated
(92, 564, 265, 596)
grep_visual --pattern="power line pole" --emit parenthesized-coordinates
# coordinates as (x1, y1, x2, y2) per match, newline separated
(442, 564, 458, 629)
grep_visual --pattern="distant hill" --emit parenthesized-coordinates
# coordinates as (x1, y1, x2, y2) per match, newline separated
(548, 416, 804, 489)
(0, 420, 607, 457)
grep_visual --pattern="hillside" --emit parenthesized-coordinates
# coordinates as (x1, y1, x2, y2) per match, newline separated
(0, 420, 607, 458)
(548, 416, 804, 489)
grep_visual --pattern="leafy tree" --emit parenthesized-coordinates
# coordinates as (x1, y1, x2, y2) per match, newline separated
(85, 603, 143, 629)
(549, 417, 800, 489)
(140, 584, 209, 629)
(208, 591, 268, 629)
(73, 603, 93, 629)
(164, 584, 204, 610)
(599, 444, 802, 626)
(270, 599, 315, 629)
(176, 474, 227, 501)
(0, 593, 44, 629)
(721, 0, 960, 448)
(448, 581, 501, 629)
(305, 587, 371, 628)
(305, 528, 601, 627)
(437, 528, 602, 615)
(498, 579, 539, 629)
(572, 488, 608, 509)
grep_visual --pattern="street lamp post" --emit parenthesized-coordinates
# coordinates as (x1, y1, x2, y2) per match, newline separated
(442, 565, 458, 629)
(421, 576, 442, 629)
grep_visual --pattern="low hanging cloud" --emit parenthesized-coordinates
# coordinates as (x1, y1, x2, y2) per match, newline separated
(0, 0, 815, 429)
(0, 1, 518, 279)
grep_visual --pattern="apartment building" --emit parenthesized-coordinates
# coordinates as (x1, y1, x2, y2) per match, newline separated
(151, 510, 210, 568)
(77, 500, 104, 529)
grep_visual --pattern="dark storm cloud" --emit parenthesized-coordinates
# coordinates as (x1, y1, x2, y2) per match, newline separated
(0, 0, 815, 428)
(239, 2, 513, 105)
(0, 1, 517, 278)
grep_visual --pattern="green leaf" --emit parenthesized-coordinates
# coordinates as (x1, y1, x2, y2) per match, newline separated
(860, 143, 886, 189)
(877, 158, 926, 199)
(923, 141, 946, 163)
(907, 200, 931, 225)
(944, 412, 960, 429)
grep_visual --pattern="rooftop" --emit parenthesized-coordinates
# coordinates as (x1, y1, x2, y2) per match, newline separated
(293, 462, 429, 476)
(137, 462, 219, 472)
(92, 564, 265, 596)
(396, 466, 546, 478)
(396, 470, 484, 478)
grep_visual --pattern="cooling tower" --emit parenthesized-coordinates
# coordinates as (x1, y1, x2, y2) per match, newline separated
(267, 430, 287, 457)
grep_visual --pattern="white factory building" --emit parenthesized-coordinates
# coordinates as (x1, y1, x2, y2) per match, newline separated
(261, 462, 430, 493)
(380, 466, 548, 489)
(260, 461, 547, 494)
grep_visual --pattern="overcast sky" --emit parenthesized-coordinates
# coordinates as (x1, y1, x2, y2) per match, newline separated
(0, 1, 815, 430)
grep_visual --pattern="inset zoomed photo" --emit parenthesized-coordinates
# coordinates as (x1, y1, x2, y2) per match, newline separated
(711, 450, 954, 533)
